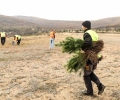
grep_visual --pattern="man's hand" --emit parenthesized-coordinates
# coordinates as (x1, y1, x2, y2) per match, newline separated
(80, 50, 85, 53)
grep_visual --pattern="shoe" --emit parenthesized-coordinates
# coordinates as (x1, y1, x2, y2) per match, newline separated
(82, 90, 93, 96)
(98, 84, 105, 95)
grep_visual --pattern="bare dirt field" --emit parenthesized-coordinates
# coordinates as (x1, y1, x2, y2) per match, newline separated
(0, 33, 120, 100)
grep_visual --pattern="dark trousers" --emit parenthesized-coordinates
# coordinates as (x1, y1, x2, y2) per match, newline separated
(83, 63, 101, 94)
(1, 37, 6, 45)
(17, 39, 21, 45)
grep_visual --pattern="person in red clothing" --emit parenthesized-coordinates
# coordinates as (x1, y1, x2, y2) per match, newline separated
(49, 30, 55, 49)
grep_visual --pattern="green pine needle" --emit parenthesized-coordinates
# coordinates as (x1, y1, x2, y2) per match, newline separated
(56, 37, 84, 54)
(56, 37, 85, 74)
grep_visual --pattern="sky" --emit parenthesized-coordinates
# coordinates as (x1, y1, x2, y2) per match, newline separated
(0, 0, 120, 21)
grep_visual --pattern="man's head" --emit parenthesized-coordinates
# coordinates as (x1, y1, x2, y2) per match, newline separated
(82, 21, 91, 30)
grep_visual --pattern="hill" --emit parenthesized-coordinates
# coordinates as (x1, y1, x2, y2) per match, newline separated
(91, 17, 120, 27)
(15, 16, 82, 29)
(0, 15, 41, 35)
(1, 14, 120, 35)
(15, 16, 120, 29)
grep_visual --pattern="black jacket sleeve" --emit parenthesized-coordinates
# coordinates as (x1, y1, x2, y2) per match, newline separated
(82, 33, 92, 51)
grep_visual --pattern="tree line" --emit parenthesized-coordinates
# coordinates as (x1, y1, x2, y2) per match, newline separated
(0, 25, 120, 37)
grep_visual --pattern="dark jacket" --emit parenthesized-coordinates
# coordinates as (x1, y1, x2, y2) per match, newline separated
(82, 29, 92, 51)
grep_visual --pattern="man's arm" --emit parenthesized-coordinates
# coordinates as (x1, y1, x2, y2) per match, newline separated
(82, 33, 92, 51)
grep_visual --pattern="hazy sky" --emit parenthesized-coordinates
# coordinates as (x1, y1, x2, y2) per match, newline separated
(0, 0, 120, 21)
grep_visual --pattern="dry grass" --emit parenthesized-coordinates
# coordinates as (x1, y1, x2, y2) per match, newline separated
(0, 33, 120, 100)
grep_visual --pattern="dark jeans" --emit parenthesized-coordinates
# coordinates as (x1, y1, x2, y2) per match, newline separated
(1, 37, 6, 45)
(83, 63, 101, 93)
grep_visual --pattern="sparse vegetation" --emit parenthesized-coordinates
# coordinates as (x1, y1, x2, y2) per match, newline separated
(1, 15, 120, 36)
(0, 33, 120, 100)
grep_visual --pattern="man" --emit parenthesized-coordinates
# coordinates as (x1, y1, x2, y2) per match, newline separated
(13, 35, 21, 45)
(81, 21, 105, 96)
(49, 30, 55, 49)
(0, 32, 7, 45)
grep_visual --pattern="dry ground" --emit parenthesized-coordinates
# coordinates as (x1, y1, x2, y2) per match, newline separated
(0, 33, 120, 100)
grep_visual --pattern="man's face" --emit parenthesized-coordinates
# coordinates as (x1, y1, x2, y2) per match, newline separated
(82, 25, 87, 31)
